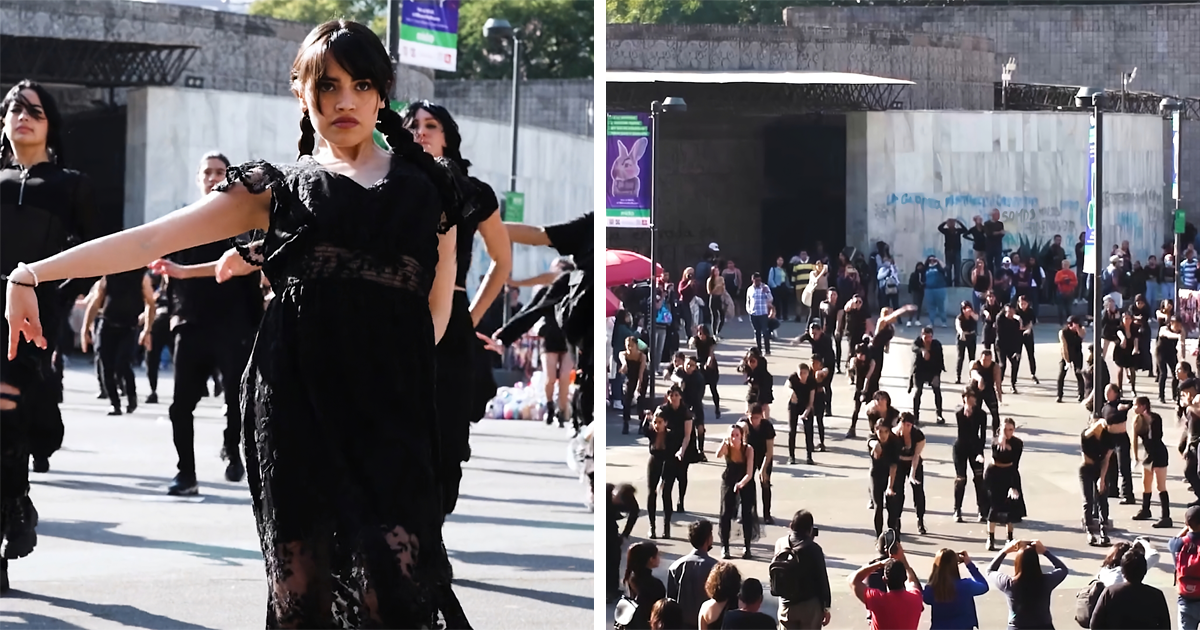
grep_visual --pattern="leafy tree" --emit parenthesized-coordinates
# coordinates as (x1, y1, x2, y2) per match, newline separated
(249, 0, 593, 79)
(606, 0, 789, 24)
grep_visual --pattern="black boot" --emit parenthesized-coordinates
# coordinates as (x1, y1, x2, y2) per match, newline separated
(742, 544, 752, 560)
(918, 518, 927, 535)
(0, 558, 7, 594)
(986, 532, 997, 551)
(1085, 518, 1098, 546)
(1007, 530, 1014, 543)
(721, 544, 731, 560)
(1155, 491, 1174, 528)
(1098, 520, 1111, 546)
(544, 400, 556, 425)
(648, 515, 657, 540)
(1133, 492, 1153, 520)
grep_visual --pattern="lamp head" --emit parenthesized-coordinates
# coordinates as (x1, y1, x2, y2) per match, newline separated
(1161, 97, 1183, 116)
(1075, 87, 1105, 109)
(483, 18, 513, 40)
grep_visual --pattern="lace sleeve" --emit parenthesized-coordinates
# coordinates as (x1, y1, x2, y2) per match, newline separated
(213, 160, 286, 195)
(434, 157, 471, 235)
(234, 238, 267, 267)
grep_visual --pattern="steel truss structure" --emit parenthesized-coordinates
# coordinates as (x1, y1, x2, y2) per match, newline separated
(608, 81, 909, 114)
(996, 81, 1200, 120)
(0, 36, 199, 88)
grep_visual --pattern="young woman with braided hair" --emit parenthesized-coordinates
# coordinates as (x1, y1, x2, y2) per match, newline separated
(6, 20, 474, 627)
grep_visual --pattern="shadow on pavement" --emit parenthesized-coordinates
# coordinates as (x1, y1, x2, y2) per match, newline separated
(453, 578, 591, 610)
(39, 520, 261, 565)
(1, 590, 219, 630)
(45, 469, 248, 493)
(0, 609, 88, 629)
(457, 493, 582, 510)
(464, 466, 575, 481)
(32, 477, 251, 506)
(448, 549, 591, 572)
(466, 455, 563, 468)
(446, 513, 591, 532)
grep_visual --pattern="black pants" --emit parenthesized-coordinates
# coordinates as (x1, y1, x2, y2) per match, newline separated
(1081, 462, 1110, 526)
(870, 472, 892, 536)
(719, 479, 756, 547)
(956, 338, 976, 381)
(1058, 357, 1085, 401)
(1106, 431, 1135, 500)
(912, 373, 943, 421)
(1159, 350, 1179, 400)
(953, 441, 988, 517)
(1021, 334, 1038, 376)
(709, 295, 726, 336)
(607, 527, 622, 593)
(707, 381, 721, 419)
(889, 460, 925, 533)
(1186, 447, 1200, 503)
(759, 461, 772, 518)
(793, 407, 825, 460)
(975, 388, 1001, 435)
(621, 379, 645, 430)
(999, 348, 1022, 388)
(98, 322, 137, 410)
(168, 325, 252, 476)
(647, 451, 679, 526)
(771, 286, 790, 321)
(146, 314, 172, 395)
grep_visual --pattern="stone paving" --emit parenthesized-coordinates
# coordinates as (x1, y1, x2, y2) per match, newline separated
(0, 363, 593, 629)
(606, 317, 1189, 628)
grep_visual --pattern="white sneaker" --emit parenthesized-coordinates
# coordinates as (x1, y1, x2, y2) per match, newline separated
(612, 400, 624, 411)
(737, 317, 744, 322)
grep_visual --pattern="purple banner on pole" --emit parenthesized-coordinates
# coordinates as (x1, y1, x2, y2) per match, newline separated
(606, 113, 652, 228)
(402, 0, 459, 33)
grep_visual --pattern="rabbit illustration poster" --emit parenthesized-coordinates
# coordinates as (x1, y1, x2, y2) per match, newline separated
(606, 113, 653, 228)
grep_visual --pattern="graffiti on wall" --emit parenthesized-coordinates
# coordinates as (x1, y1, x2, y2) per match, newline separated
(868, 191, 1163, 274)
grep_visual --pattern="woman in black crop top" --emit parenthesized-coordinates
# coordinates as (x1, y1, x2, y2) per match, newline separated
(842, 295, 869, 370)
(1130, 294, 1154, 376)
(955, 301, 979, 384)
(739, 350, 773, 420)
(716, 423, 758, 559)
(691, 324, 722, 420)
(970, 350, 1004, 435)
(619, 336, 648, 434)
(985, 418, 1025, 550)
(1157, 316, 1185, 404)
(1113, 310, 1141, 394)
(867, 417, 901, 536)
(870, 305, 916, 371)
(1131, 397, 1173, 528)
(981, 291, 1003, 352)
(1099, 296, 1121, 359)
(786, 363, 816, 465)
(953, 388, 989, 523)
(891, 413, 929, 535)
(847, 343, 877, 439)
(1080, 418, 1114, 546)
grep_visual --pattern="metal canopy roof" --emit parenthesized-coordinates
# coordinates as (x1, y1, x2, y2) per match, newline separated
(606, 70, 915, 86)
(0, 35, 199, 89)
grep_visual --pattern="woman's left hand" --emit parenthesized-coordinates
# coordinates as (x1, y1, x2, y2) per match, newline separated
(5, 283, 44, 359)
(477, 332, 504, 355)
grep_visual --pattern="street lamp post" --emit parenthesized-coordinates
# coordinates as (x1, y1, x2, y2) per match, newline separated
(1078, 87, 1106, 396)
(483, 18, 522, 324)
(646, 96, 686, 405)
(1001, 58, 1016, 110)
(1162, 97, 1185, 300)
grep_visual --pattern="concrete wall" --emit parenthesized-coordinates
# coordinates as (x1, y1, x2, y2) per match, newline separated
(435, 79, 595, 137)
(855, 110, 1164, 275)
(124, 86, 592, 296)
(783, 3, 1200, 222)
(606, 24, 997, 110)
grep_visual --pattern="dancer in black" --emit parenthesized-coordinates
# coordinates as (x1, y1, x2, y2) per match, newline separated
(1080, 417, 1114, 546)
(952, 388, 989, 523)
(996, 303, 1024, 394)
(985, 418, 1024, 551)
(618, 336, 647, 435)
(846, 343, 878, 439)
(1014, 294, 1040, 385)
(1099, 296, 1121, 360)
(740, 350, 773, 420)
(717, 422, 759, 559)
(796, 321, 835, 414)
(1, 80, 99, 592)
(1056, 315, 1086, 403)
(606, 483, 639, 600)
(691, 324, 721, 425)
(646, 387, 691, 540)
(80, 269, 154, 416)
(954, 301, 978, 384)
(1130, 293, 1154, 380)
(911, 326, 946, 425)
(817, 288, 843, 372)
(786, 362, 817, 465)
(1131, 396, 1173, 528)
(892, 412, 928, 535)
(867, 418, 900, 536)
(841, 294, 869, 372)
(1157, 316, 1185, 404)
(403, 101, 511, 513)
(969, 350, 1003, 435)
(864, 390, 901, 511)
(143, 272, 172, 404)
(1180, 390, 1200, 505)
(742, 404, 776, 527)
(980, 291, 1002, 352)
(869, 306, 916, 374)
(810, 355, 831, 448)
(1098, 383, 1136, 504)
(1113, 311, 1142, 394)
(5, 21, 473, 625)
(671, 354, 706, 510)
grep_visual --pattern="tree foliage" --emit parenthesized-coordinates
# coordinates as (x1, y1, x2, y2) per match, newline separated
(248, 0, 593, 79)
(606, 0, 789, 24)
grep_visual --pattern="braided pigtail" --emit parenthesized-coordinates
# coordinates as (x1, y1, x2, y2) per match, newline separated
(376, 106, 463, 223)
(297, 114, 316, 159)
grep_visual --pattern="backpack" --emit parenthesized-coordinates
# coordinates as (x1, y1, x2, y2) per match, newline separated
(769, 535, 809, 600)
(1074, 579, 1104, 627)
(1177, 537, 1200, 598)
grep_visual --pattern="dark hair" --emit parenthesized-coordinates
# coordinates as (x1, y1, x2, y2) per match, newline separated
(1102, 541, 1133, 569)
(200, 151, 231, 169)
(749, 403, 764, 416)
(921, 326, 933, 334)
(1012, 546, 1044, 596)
(704, 561, 742, 601)
(673, 351, 686, 361)
(399, 100, 471, 173)
(688, 519, 713, 549)
(667, 384, 683, 397)
(289, 20, 458, 216)
(883, 558, 907, 591)
(649, 599, 683, 630)
(623, 542, 659, 596)
(1121, 548, 1148, 583)
(789, 509, 814, 537)
(2, 80, 65, 166)
(612, 482, 637, 507)
(739, 578, 764, 605)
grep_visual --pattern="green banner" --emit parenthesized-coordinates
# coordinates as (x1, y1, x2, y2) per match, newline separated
(400, 24, 458, 49)
(373, 100, 410, 150)
(1177, 209, 1187, 235)
(504, 191, 525, 223)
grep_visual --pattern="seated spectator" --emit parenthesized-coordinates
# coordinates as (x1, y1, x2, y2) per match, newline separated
(698, 561, 742, 630)
(1095, 537, 1159, 587)
(722, 578, 776, 629)
(1089, 547, 1170, 628)
(668, 519, 718, 629)
(849, 542, 924, 630)
(986, 539, 1068, 630)
(651, 599, 685, 630)
(626, 542, 666, 629)
(922, 548, 988, 630)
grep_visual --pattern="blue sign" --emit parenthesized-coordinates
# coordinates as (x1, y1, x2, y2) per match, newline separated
(399, 0, 459, 72)
(1083, 114, 1097, 274)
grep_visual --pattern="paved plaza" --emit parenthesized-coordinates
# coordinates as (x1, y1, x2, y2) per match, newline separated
(1, 363, 593, 629)
(607, 315, 1190, 627)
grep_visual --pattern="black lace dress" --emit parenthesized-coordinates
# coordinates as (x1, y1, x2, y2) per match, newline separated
(217, 154, 467, 629)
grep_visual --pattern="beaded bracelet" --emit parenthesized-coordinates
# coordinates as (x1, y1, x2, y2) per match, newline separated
(1, 274, 36, 288)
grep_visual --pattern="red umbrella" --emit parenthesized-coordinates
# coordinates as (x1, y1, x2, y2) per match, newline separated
(606, 249, 662, 287)
(605, 288, 621, 316)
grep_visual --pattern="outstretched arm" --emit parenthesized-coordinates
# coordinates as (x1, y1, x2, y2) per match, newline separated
(470, 213, 513, 326)
(509, 271, 559, 288)
(504, 223, 551, 247)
